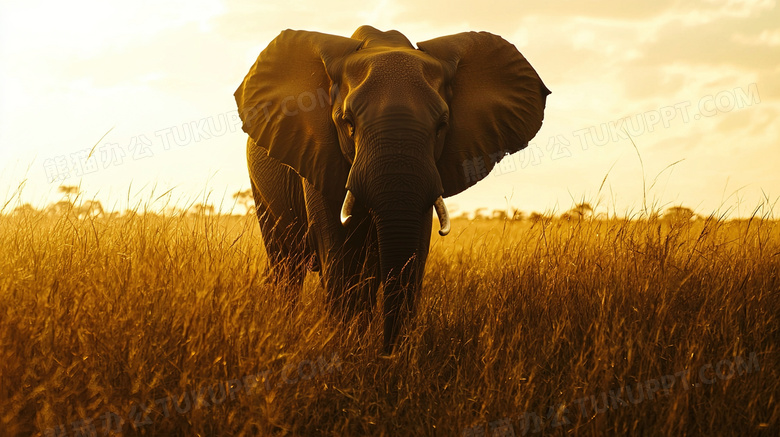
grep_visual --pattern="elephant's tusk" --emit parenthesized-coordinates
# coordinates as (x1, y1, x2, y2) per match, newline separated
(434, 196, 450, 236)
(341, 190, 356, 227)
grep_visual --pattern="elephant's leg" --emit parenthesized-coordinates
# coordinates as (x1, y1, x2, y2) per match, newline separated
(247, 145, 310, 295)
(324, 218, 381, 318)
(303, 183, 380, 320)
(251, 188, 306, 291)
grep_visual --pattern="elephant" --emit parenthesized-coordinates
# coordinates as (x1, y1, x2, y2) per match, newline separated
(234, 25, 549, 353)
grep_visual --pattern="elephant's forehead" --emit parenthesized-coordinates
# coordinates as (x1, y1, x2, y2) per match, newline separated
(342, 49, 443, 88)
(351, 26, 414, 49)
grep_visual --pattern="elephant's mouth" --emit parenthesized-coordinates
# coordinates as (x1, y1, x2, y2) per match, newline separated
(340, 190, 450, 236)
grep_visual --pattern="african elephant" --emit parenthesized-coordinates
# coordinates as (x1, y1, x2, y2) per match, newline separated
(234, 25, 549, 353)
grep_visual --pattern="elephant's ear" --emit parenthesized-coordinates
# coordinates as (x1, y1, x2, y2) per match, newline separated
(234, 30, 362, 202)
(417, 32, 550, 198)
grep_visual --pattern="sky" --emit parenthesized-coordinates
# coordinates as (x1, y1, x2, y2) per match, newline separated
(1, 0, 778, 217)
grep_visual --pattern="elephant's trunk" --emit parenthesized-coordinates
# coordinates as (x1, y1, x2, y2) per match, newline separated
(374, 207, 431, 354)
(346, 137, 442, 353)
(367, 180, 437, 352)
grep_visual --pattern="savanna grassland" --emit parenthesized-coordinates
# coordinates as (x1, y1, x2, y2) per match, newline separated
(1, 206, 778, 436)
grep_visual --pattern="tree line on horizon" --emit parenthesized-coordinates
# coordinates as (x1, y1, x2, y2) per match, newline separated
(3, 186, 708, 223)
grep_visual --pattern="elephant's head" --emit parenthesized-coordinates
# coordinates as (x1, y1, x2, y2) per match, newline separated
(235, 26, 549, 350)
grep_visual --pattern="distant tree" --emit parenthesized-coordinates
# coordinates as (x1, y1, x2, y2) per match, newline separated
(529, 212, 545, 223)
(575, 202, 593, 216)
(455, 212, 470, 220)
(192, 203, 215, 216)
(47, 200, 74, 217)
(664, 206, 695, 222)
(12, 203, 37, 216)
(232, 189, 255, 215)
(76, 200, 104, 218)
(510, 208, 525, 221)
(50, 186, 80, 217)
(473, 207, 488, 220)
(58, 185, 79, 197)
(491, 209, 507, 220)
(563, 202, 593, 220)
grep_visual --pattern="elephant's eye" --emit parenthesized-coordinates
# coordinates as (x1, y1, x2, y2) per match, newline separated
(436, 120, 448, 138)
(343, 112, 355, 138)
(436, 112, 449, 138)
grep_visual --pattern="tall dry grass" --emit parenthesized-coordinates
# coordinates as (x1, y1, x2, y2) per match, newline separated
(0, 205, 777, 436)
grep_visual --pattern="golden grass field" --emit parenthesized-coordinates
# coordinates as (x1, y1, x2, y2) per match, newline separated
(1, 205, 778, 436)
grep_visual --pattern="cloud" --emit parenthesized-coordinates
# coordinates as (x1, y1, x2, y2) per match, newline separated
(636, 14, 780, 71)
(733, 28, 780, 46)
(0, 0, 223, 60)
(56, 23, 247, 101)
(214, 0, 403, 43)
(390, 0, 679, 31)
(622, 6, 780, 103)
